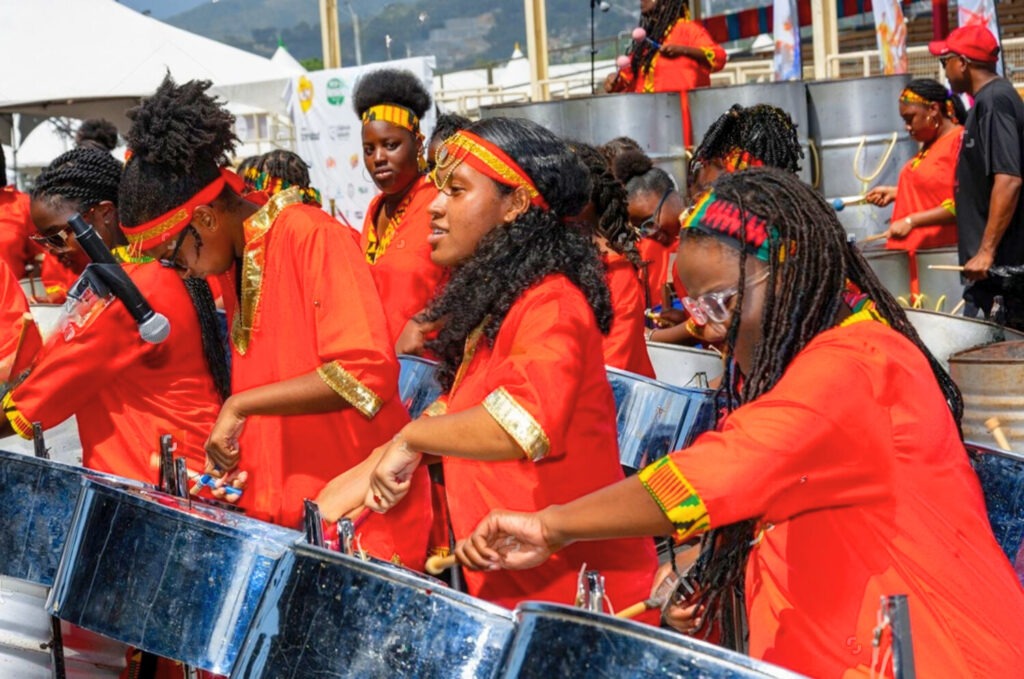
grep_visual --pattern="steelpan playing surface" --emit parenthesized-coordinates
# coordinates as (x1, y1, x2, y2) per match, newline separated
(906, 308, 1024, 371)
(967, 443, 1024, 585)
(501, 603, 805, 678)
(0, 449, 139, 586)
(606, 367, 716, 472)
(398, 354, 444, 419)
(233, 544, 515, 678)
(646, 341, 724, 388)
(46, 478, 301, 674)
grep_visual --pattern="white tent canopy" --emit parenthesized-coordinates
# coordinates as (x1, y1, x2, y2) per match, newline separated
(0, 0, 293, 135)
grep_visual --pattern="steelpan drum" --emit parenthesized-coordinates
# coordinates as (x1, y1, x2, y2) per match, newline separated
(233, 544, 515, 678)
(949, 341, 1024, 453)
(500, 603, 804, 678)
(915, 246, 963, 313)
(398, 354, 444, 419)
(0, 448, 139, 586)
(29, 303, 63, 341)
(906, 308, 1024, 371)
(645, 341, 724, 388)
(47, 477, 301, 674)
(862, 248, 911, 302)
(606, 367, 716, 473)
(966, 442, 1024, 585)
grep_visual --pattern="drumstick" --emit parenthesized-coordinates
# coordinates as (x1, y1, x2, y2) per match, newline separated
(950, 298, 967, 316)
(861, 232, 888, 244)
(927, 264, 964, 271)
(616, 600, 653, 619)
(425, 553, 457, 575)
(985, 417, 1012, 452)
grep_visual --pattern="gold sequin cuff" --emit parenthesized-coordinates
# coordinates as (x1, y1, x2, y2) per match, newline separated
(482, 387, 550, 462)
(423, 399, 448, 417)
(638, 456, 711, 542)
(1, 391, 33, 439)
(316, 361, 383, 419)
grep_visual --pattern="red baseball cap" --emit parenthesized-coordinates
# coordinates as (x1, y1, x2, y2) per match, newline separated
(929, 25, 1000, 63)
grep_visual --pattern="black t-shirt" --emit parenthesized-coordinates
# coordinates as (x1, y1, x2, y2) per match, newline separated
(955, 77, 1024, 267)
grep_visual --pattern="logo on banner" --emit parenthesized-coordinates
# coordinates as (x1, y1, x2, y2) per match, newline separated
(298, 76, 315, 114)
(326, 78, 347, 106)
(328, 125, 352, 141)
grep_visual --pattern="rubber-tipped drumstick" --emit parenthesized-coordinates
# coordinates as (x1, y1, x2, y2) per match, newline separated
(425, 553, 457, 575)
(616, 600, 654, 619)
(616, 570, 685, 619)
(985, 417, 1012, 452)
(831, 195, 868, 211)
(927, 264, 964, 271)
(632, 27, 662, 49)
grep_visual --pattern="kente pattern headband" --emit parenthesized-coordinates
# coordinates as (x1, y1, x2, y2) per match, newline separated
(899, 88, 956, 119)
(122, 167, 245, 250)
(681, 189, 779, 262)
(362, 104, 421, 135)
(430, 130, 550, 210)
(245, 166, 322, 207)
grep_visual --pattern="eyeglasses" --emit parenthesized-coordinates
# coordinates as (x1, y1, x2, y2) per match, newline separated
(159, 225, 195, 272)
(637, 189, 673, 238)
(939, 54, 963, 67)
(681, 268, 771, 327)
(30, 204, 95, 254)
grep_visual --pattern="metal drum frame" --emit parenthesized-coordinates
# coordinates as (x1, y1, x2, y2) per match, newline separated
(645, 341, 724, 388)
(966, 442, 1024, 585)
(46, 478, 301, 674)
(233, 544, 516, 678)
(397, 354, 444, 419)
(862, 247, 911, 303)
(949, 341, 1024, 453)
(905, 308, 1024, 371)
(914, 247, 963, 313)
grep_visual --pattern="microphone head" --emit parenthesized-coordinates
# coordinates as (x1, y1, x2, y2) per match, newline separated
(616, 55, 631, 69)
(138, 312, 171, 345)
(632, 27, 647, 41)
(831, 198, 845, 212)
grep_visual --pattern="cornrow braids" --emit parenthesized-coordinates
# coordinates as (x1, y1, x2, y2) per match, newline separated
(571, 142, 643, 270)
(905, 78, 968, 124)
(627, 0, 689, 81)
(692, 104, 803, 173)
(686, 167, 962, 644)
(32, 148, 123, 210)
(183, 277, 231, 401)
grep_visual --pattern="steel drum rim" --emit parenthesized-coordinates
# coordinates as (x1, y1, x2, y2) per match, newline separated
(645, 340, 724, 360)
(606, 365, 714, 398)
(905, 307, 1024, 336)
(397, 353, 439, 368)
(949, 340, 1024, 365)
(965, 440, 1024, 463)
(0, 448, 145, 490)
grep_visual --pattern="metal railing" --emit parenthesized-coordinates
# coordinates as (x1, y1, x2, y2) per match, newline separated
(825, 37, 1024, 83)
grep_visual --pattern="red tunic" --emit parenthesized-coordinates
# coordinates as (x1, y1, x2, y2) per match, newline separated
(2, 261, 221, 483)
(0, 186, 37, 279)
(887, 127, 962, 294)
(437, 274, 658, 610)
(38, 253, 79, 303)
(227, 188, 432, 568)
(361, 176, 447, 344)
(616, 20, 727, 146)
(0, 258, 41, 381)
(640, 320, 1024, 678)
(603, 251, 655, 377)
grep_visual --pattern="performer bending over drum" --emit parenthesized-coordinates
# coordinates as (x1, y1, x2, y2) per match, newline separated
(463, 168, 1024, 677)
(361, 118, 659, 612)
(1, 147, 225, 484)
(118, 76, 432, 568)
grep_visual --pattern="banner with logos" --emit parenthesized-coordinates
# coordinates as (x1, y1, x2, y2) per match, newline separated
(287, 56, 436, 231)
(872, 0, 908, 74)
(958, 0, 1004, 75)
(772, 0, 801, 81)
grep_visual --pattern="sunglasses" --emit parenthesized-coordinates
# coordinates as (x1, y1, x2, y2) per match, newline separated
(30, 204, 96, 254)
(637, 188, 673, 238)
(939, 54, 963, 67)
(681, 269, 771, 327)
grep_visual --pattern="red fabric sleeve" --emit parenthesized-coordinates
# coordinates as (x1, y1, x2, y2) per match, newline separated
(0, 188, 35, 279)
(673, 21, 727, 73)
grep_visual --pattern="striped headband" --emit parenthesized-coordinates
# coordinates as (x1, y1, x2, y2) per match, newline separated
(681, 189, 780, 262)
(361, 104, 421, 134)
(430, 130, 549, 210)
(122, 167, 245, 251)
(899, 88, 956, 119)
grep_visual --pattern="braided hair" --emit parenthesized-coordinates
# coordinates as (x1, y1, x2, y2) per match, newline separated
(253, 149, 321, 205)
(904, 78, 968, 124)
(237, 155, 261, 192)
(692, 104, 803, 173)
(626, 0, 689, 82)
(421, 117, 611, 392)
(686, 167, 962, 641)
(571, 141, 643, 269)
(32, 147, 122, 212)
(75, 119, 120, 152)
(117, 75, 235, 401)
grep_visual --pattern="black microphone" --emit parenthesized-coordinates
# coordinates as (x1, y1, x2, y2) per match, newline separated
(67, 213, 171, 344)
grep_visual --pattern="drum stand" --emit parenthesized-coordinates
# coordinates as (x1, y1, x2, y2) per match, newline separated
(31, 423, 68, 679)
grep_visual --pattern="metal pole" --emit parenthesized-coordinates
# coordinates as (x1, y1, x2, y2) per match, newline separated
(345, 1, 363, 66)
(319, 0, 342, 69)
(590, 0, 597, 94)
(811, 0, 839, 80)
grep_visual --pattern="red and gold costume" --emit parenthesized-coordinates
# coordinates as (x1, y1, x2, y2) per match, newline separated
(639, 319, 1024, 677)
(637, 236, 675, 309)
(602, 250, 655, 377)
(223, 187, 431, 566)
(0, 258, 41, 382)
(431, 274, 658, 609)
(887, 125, 962, 294)
(361, 175, 447, 344)
(0, 186, 37, 279)
(615, 19, 726, 145)
(2, 260, 220, 482)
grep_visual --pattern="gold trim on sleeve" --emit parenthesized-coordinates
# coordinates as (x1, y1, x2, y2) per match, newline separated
(423, 399, 448, 417)
(482, 386, 550, 462)
(317, 360, 384, 418)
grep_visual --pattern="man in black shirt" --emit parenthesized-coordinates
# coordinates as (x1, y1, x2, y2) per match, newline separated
(931, 25, 1024, 328)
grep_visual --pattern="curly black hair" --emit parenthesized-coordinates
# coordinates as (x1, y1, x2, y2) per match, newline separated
(429, 112, 472, 148)
(625, 0, 689, 83)
(599, 136, 643, 173)
(686, 167, 961, 645)
(904, 78, 968, 124)
(75, 119, 120, 152)
(692, 103, 803, 172)
(118, 75, 238, 228)
(32, 147, 122, 211)
(613, 149, 676, 199)
(420, 117, 611, 392)
(570, 141, 643, 270)
(353, 68, 432, 120)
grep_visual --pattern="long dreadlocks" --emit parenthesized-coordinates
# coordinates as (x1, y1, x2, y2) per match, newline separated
(626, 0, 690, 82)
(686, 167, 962, 642)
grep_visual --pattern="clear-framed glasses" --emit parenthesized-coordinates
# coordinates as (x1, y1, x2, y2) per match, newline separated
(637, 188, 673, 238)
(681, 268, 771, 326)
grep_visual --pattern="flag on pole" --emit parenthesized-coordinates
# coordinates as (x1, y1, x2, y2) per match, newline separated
(773, 0, 801, 81)
(873, 0, 909, 74)
(958, 0, 1004, 75)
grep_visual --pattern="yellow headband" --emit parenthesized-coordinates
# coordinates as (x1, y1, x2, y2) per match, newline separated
(899, 89, 931, 107)
(361, 104, 420, 134)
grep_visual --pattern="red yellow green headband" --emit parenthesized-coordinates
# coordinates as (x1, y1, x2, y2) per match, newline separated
(682, 188, 780, 262)
(122, 167, 245, 251)
(361, 104, 421, 134)
(431, 130, 549, 210)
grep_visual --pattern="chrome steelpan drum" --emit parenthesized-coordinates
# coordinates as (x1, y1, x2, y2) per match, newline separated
(398, 354, 444, 419)
(29, 303, 63, 341)
(967, 443, 1024, 585)
(949, 341, 1024, 452)
(0, 448, 138, 586)
(19, 278, 42, 301)
(906, 308, 1024, 371)
(645, 341, 724, 388)
(862, 248, 911, 302)
(606, 367, 715, 473)
(915, 247, 963, 313)
(46, 478, 301, 674)
(233, 544, 515, 678)
(501, 603, 804, 678)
